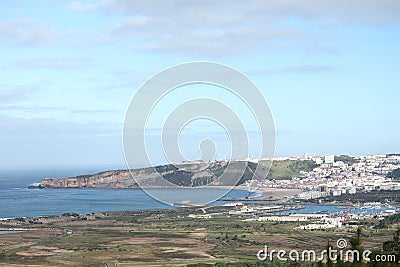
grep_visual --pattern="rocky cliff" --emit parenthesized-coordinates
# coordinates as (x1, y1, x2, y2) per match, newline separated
(33, 161, 266, 189)
(38, 170, 135, 189)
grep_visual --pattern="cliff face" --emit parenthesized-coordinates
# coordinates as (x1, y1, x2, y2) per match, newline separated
(35, 161, 262, 189)
(39, 170, 135, 188)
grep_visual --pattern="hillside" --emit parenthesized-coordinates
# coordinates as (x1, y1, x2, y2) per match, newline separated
(263, 159, 318, 180)
(34, 161, 261, 189)
(32, 159, 317, 189)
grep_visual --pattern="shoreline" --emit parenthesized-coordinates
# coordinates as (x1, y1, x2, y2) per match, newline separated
(28, 185, 302, 202)
(253, 187, 302, 200)
(1, 187, 302, 220)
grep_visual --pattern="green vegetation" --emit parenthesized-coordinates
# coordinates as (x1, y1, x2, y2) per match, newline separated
(308, 190, 400, 204)
(289, 160, 318, 172)
(376, 213, 400, 229)
(161, 159, 320, 185)
(387, 168, 400, 179)
(186, 227, 400, 267)
(0, 207, 398, 266)
(334, 155, 358, 165)
(186, 262, 313, 266)
(158, 161, 261, 186)
(262, 160, 318, 180)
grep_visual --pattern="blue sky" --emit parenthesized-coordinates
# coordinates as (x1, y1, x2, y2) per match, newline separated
(0, 0, 399, 169)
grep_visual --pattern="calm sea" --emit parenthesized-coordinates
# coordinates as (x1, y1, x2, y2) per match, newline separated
(0, 168, 388, 219)
(0, 168, 253, 218)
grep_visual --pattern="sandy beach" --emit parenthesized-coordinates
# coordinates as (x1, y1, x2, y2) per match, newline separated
(204, 185, 302, 201)
(252, 187, 302, 200)
(141, 185, 302, 201)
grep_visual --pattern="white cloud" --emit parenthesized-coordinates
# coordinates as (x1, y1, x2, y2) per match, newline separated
(74, 0, 400, 23)
(4, 1, 397, 55)
(0, 113, 124, 167)
(246, 65, 337, 76)
(0, 17, 96, 48)
(15, 56, 95, 69)
(0, 84, 33, 103)
(0, 113, 120, 136)
(68, 0, 400, 55)
(0, 18, 58, 46)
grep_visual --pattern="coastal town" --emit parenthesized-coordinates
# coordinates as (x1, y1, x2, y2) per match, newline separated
(199, 154, 400, 230)
(245, 154, 400, 200)
(2, 154, 400, 266)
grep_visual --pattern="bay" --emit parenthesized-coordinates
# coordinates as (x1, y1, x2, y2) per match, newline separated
(0, 168, 259, 218)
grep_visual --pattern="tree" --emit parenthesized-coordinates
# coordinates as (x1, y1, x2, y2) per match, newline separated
(387, 168, 400, 180)
(349, 227, 365, 267)
(326, 240, 334, 267)
(382, 228, 400, 264)
(334, 155, 357, 165)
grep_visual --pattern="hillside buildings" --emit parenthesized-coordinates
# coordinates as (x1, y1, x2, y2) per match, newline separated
(247, 154, 400, 200)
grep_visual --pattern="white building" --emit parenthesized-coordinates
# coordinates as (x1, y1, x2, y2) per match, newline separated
(325, 155, 335, 164)
(347, 187, 357, 194)
(258, 215, 308, 222)
(312, 157, 324, 164)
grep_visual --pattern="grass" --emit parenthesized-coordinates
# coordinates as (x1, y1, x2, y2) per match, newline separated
(0, 206, 394, 266)
(259, 160, 315, 180)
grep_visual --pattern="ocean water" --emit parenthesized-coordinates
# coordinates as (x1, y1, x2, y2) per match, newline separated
(0, 168, 253, 218)
(280, 204, 390, 215)
(1, 169, 387, 219)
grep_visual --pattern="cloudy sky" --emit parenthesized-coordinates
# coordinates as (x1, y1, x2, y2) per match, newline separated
(0, 0, 399, 169)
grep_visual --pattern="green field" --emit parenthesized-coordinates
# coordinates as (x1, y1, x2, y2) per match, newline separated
(0, 205, 395, 266)
(259, 160, 317, 180)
